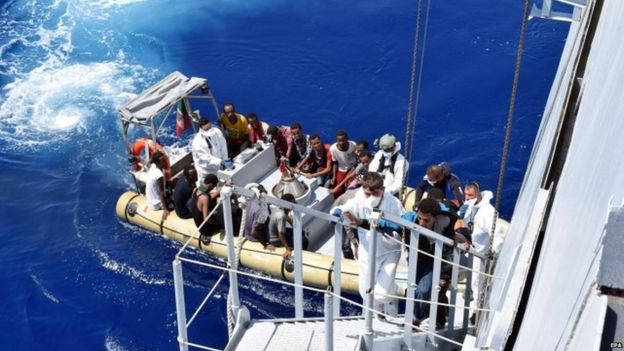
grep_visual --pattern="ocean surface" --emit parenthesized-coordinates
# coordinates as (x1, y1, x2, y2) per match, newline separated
(0, 1, 569, 350)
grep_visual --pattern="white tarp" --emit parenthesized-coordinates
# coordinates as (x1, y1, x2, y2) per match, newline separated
(118, 71, 206, 123)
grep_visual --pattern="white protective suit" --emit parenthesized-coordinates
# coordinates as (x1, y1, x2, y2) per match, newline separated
(368, 143, 408, 195)
(191, 127, 228, 182)
(461, 190, 505, 312)
(336, 188, 405, 316)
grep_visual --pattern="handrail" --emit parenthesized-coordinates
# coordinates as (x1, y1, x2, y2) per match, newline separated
(187, 271, 227, 327)
(230, 184, 490, 260)
(176, 255, 464, 348)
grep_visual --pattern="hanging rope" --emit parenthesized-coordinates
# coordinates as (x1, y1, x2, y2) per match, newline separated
(479, 0, 531, 329)
(403, 0, 424, 174)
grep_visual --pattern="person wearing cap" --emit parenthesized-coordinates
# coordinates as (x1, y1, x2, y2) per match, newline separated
(218, 103, 249, 157)
(191, 118, 228, 182)
(368, 133, 408, 196)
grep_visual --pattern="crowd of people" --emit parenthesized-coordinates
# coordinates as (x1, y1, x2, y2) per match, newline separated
(140, 102, 505, 326)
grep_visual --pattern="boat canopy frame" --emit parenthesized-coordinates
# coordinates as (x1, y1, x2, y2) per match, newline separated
(117, 71, 220, 153)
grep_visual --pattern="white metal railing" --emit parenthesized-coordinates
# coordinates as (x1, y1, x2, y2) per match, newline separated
(171, 185, 495, 351)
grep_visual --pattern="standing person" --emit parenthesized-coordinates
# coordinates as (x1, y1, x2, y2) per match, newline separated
(368, 133, 408, 196)
(414, 163, 463, 210)
(191, 118, 228, 182)
(295, 134, 332, 186)
(287, 123, 310, 166)
(333, 172, 404, 317)
(218, 103, 249, 156)
(173, 165, 197, 219)
(329, 130, 357, 197)
(454, 182, 505, 323)
(144, 151, 170, 221)
(246, 112, 265, 145)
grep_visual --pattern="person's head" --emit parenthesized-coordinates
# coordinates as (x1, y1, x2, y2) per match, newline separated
(359, 152, 373, 167)
(281, 193, 296, 213)
(184, 165, 198, 184)
(222, 103, 235, 115)
(417, 198, 441, 229)
(427, 188, 445, 201)
(464, 181, 482, 202)
(309, 134, 323, 152)
(151, 151, 167, 169)
(355, 140, 369, 157)
(360, 172, 384, 198)
(267, 126, 279, 140)
(378, 134, 396, 155)
(198, 118, 211, 131)
(246, 112, 259, 126)
(290, 123, 303, 141)
(203, 174, 219, 187)
(426, 164, 445, 185)
(335, 130, 349, 151)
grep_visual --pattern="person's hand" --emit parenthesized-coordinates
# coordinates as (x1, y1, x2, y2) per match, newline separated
(283, 248, 292, 258)
(304, 173, 314, 179)
(162, 209, 170, 221)
(343, 211, 361, 226)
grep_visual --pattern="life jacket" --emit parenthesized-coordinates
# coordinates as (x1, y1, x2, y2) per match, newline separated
(377, 152, 399, 175)
(130, 138, 171, 179)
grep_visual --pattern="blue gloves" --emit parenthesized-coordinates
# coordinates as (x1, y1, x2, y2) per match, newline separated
(221, 160, 234, 170)
(458, 204, 469, 218)
(331, 208, 343, 217)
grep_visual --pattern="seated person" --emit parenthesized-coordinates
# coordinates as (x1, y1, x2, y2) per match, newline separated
(294, 134, 332, 186)
(173, 165, 197, 219)
(191, 174, 221, 243)
(218, 103, 249, 157)
(287, 123, 310, 166)
(266, 125, 292, 165)
(267, 193, 309, 258)
(330, 151, 373, 196)
(354, 139, 369, 158)
(329, 130, 357, 197)
(414, 162, 463, 211)
(247, 112, 266, 145)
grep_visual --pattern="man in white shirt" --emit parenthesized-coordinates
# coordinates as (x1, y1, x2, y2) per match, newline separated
(329, 130, 357, 197)
(191, 118, 229, 182)
(333, 172, 405, 317)
(368, 133, 408, 196)
(145, 151, 169, 221)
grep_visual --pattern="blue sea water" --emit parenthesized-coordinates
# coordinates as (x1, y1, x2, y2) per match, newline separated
(0, 0, 569, 350)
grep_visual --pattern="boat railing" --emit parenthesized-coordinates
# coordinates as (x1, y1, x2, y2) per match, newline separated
(171, 184, 497, 351)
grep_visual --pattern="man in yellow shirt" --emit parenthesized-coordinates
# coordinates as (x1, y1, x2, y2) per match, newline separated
(218, 102, 249, 157)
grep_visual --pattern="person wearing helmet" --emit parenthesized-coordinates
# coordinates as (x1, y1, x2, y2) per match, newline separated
(368, 133, 408, 196)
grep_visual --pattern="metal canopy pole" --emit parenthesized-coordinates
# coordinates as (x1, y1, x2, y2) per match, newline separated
(293, 209, 304, 319)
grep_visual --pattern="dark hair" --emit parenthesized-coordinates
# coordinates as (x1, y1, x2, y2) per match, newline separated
(267, 126, 278, 137)
(222, 102, 235, 112)
(427, 188, 445, 201)
(309, 134, 321, 141)
(198, 118, 210, 126)
(336, 130, 348, 139)
(418, 198, 441, 217)
(361, 172, 384, 191)
(281, 193, 296, 203)
(183, 165, 197, 182)
(356, 140, 369, 149)
(359, 152, 372, 160)
(246, 112, 258, 120)
(203, 174, 219, 186)
(151, 151, 165, 164)
(290, 122, 302, 131)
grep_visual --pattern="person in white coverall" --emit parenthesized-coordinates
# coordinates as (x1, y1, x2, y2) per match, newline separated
(368, 133, 408, 196)
(191, 118, 228, 182)
(454, 181, 505, 320)
(333, 172, 405, 317)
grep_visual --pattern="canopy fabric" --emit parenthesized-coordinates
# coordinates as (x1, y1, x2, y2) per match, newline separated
(118, 71, 206, 124)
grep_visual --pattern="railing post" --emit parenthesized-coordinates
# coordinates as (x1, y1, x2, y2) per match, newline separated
(293, 208, 304, 319)
(363, 211, 381, 351)
(462, 255, 474, 334)
(333, 223, 342, 316)
(403, 229, 419, 348)
(173, 259, 189, 351)
(324, 289, 334, 351)
(221, 186, 240, 317)
(447, 247, 460, 338)
(428, 239, 443, 346)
